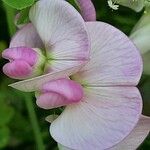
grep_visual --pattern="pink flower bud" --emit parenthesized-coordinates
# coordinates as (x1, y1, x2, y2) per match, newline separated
(36, 78, 84, 109)
(2, 47, 45, 79)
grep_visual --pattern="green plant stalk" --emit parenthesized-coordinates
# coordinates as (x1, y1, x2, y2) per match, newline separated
(3, 3, 16, 36)
(24, 94, 45, 150)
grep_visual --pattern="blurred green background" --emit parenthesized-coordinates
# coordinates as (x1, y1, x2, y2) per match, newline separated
(0, 0, 150, 149)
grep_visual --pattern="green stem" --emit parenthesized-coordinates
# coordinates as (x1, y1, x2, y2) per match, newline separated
(3, 3, 16, 36)
(24, 94, 45, 150)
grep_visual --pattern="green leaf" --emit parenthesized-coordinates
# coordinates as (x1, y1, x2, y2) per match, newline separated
(0, 127, 10, 148)
(0, 41, 7, 52)
(0, 103, 14, 126)
(2, 0, 35, 10)
(17, 8, 30, 25)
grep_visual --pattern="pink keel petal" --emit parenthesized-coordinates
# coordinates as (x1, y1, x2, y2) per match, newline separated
(36, 92, 66, 109)
(73, 22, 143, 86)
(75, 0, 96, 21)
(50, 86, 142, 150)
(41, 78, 83, 102)
(2, 47, 37, 66)
(3, 60, 32, 79)
(36, 78, 83, 109)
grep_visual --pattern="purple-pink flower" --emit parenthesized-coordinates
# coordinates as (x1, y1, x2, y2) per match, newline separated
(2, 0, 150, 149)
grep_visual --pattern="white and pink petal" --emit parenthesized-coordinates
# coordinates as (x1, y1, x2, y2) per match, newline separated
(50, 86, 142, 150)
(29, 0, 90, 60)
(10, 23, 43, 48)
(73, 22, 143, 86)
(109, 115, 150, 150)
(9, 65, 84, 92)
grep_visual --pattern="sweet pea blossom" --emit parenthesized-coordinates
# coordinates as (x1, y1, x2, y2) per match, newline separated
(130, 7, 150, 74)
(8, 0, 148, 148)
(4, 0, 150, 149)
(2, 0, 90, 79)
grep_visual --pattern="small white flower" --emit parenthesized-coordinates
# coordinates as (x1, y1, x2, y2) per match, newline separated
(108, 0, 119, 10)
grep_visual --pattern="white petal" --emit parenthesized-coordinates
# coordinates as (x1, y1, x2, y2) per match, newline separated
(10, 23, 43, 48)
(73, 22, 142, 86)
(109, 115, 150, 150)
(50, 86, 142, 150)
(9, 65, 84, 92)
(29, 0, 90, 60)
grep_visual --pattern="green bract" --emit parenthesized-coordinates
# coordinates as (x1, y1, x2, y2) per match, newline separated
(2, 0, 35, 10)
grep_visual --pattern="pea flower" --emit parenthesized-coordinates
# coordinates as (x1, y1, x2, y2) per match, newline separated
(2, 0, 90, 79)
(5, 0, 150, 149)
(130, 7, 150, 74)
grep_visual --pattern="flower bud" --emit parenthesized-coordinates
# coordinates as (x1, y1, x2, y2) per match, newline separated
(2, 47, 45, 79)
(36, 78, 84, 109)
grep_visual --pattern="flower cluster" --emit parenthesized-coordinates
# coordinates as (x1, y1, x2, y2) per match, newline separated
(2, 0, 150, 149)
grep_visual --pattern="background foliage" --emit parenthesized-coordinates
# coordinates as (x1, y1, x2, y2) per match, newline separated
(0, 0, 150, 149)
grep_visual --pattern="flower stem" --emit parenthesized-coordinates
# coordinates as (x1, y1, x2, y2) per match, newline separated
(24, 94, 45, 150)
(3, 3, 16, 36)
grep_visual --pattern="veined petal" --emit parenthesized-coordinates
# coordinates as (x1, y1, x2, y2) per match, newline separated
(29, 0, 90, 60)
(50, 86, 142, 150)
(109, 115, 150, 150)
(73, 22, 142, 86)
(10, 23, 43, 48)
(9, 65, 84, 92)
(44, 60, 87, 73)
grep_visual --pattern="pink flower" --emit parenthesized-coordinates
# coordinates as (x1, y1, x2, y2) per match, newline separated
(2, 0, 90, 79)
(7, 0, 150, 149)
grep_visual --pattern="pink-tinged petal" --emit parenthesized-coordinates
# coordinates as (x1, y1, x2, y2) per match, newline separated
(36, 78, 83, 109)
(73, 22, 143, 86)
(36, 92, 67, 109)
(75, 0, 96, 21)
(9, 65, 84, 92)
(109, 115, 150, 150)
(3, 60, 32, 79)
(50, 86, 142, 150)
(2, 47, 37, 66)
(10, 23, 43, 48)
(29, 0, 90, 60)
(58, 115, 150, 150)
